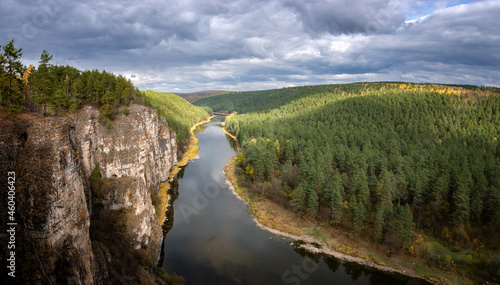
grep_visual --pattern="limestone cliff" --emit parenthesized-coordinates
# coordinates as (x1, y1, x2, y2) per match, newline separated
(0, 113, 95, 284)
(75, 104, 177, 264)
(76, 104, 176, 186)
(0, 104, 177, 284)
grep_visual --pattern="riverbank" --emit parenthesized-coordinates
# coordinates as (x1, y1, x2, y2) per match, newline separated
(169, 115, 215, 178)
(155, 181, 171, 225)
(223, 156, 474, 285)
(157, 115, 214, 226)
(222, 127, 238, 142)
(220, 113, 239, 145)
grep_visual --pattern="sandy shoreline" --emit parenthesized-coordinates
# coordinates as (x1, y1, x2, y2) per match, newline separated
(222, 162, 432, 284)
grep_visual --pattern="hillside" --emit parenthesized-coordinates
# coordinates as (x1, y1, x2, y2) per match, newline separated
(144, 90, 211, 150)
(193, 82, 499, 114)
(174, 90, 230, 102)
(197, 82, 500, 283)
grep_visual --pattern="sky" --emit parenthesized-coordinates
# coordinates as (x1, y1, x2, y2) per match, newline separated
(0, 0, 498, 93)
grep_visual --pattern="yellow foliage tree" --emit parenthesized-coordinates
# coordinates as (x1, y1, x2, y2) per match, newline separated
(23, 64, 33, 84)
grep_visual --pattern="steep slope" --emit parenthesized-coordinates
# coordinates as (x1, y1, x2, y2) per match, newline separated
(75, 104, 177, 264)
(144, 90, 211, 150)
(0, 104, 177, 284)
(1, 113, 95, 284)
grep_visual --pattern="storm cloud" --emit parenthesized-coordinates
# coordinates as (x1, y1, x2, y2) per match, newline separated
(0, 0, 498, 92)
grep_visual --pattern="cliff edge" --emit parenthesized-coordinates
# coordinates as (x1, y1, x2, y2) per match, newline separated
(0, 104, 177, 284)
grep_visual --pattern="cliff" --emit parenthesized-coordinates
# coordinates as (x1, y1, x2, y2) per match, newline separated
(75, 104, 177, 264)
(0, 104, 177, 284)
(76, 104, 176, 186)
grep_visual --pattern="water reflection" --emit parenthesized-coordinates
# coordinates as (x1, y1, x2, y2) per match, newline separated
(193, 124, 208, 136)
(225, 133, 238, 151)
(177, 165, 186, 180)
(292, 240, 426, 284)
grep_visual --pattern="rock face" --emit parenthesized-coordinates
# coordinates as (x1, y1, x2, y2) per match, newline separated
(0, 114, 95, 284)
(76, 104, 176, 186)
(0, 104, 177, 284)
(75, 104, 177, 263)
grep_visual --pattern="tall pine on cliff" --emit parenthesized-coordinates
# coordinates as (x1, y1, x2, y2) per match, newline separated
(0, 40, 25, 114)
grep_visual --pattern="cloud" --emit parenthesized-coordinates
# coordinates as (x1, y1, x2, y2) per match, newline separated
(0, 0, 498, 92)
(368, 2, 500, 69)
(283, 0, 406, 35)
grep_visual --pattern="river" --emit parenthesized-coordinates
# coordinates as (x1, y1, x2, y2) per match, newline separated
(161, 116, 428, 285)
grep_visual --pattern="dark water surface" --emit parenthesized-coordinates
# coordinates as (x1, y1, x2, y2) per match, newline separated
(162, 116, 428, 285)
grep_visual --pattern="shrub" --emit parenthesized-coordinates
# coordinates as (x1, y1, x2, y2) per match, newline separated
(90, 164, 102, 182)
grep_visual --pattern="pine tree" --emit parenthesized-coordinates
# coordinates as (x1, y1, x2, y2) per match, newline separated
(359, 180, 371, 210)
(253, 158, 265, 181)
(307, 190, 319, 217)
(49, 87, 68, 114)
(291, 185, 306, 214)
(399, 204, 415, 247)
(30, 49, 54, 114)
(69, 76, 84, 112)
(389, 204, 415, 248)
(373, 207, 385, 243)
(0, 40, 25, 114)
(284, 139, 294, 162)
(330, 182, 344, 225)
(373, 169, 395, 242)
(349, 195, 366, 235)
(453, 167, 472, 226)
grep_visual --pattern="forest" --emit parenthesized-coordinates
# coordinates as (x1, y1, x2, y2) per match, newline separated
(194, 82, 500, 281)
(0, 40, 208, 150)
(143, 90, 211, 149)
(1, 41, 145, 117)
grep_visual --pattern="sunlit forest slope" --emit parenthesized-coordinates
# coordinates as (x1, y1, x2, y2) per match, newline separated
(194, 83, 500, 280)
(144, 90, 211, 148)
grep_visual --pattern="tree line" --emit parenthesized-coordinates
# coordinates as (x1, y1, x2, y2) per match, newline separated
(0, 40, 146, 122)
(0, 40, 210, 151)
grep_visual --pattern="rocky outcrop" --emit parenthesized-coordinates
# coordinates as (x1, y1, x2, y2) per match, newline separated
(0, 104, 177, 284)
(75, 104, 176, 186)
(0, 113, 94, 284)
(75, 104, 177, 263)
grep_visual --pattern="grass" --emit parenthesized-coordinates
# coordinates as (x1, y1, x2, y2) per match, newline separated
(169, 136, 199, 176)
(154, 182, 170, 224)
(430, 240, 463, 263)
(305, 228, 329, 244)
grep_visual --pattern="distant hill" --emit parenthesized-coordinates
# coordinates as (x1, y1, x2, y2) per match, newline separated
(173, 90, 230, 102)
(192, 82, 500, 114)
